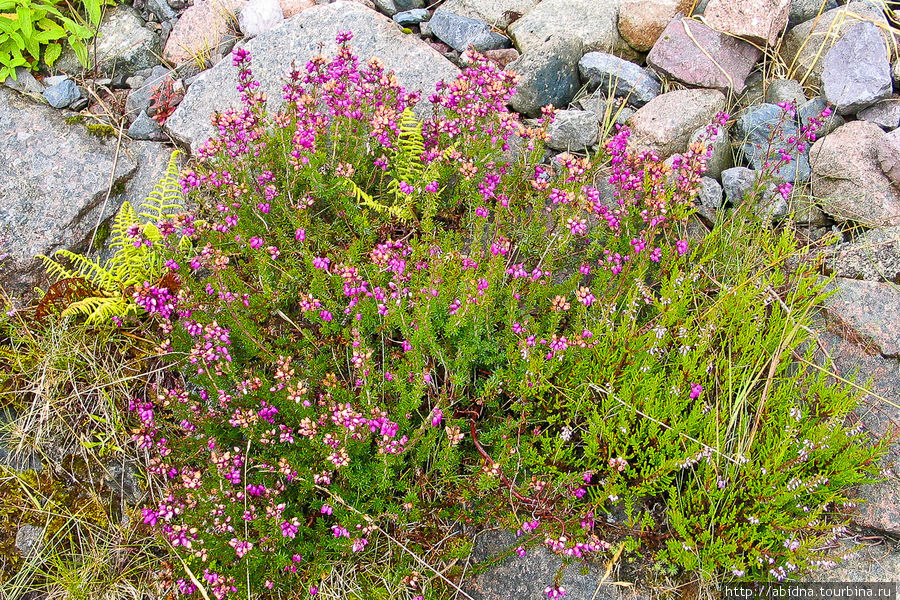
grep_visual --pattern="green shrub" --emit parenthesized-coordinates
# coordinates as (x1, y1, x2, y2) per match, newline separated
(34, 34, 885, 599)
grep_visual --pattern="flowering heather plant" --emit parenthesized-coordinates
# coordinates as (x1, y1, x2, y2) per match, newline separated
(120, 33, 883, 598)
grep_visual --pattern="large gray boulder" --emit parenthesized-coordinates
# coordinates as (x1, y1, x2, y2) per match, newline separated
(810, 120, 900, 227)
(0, 88, 137, 297)
(165, 2, 461, 153)
(821, 21, 892, 115)
(825, 226, 900, 283)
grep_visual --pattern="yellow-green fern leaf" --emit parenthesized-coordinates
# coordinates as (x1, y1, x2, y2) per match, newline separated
(140, 150, 185, 223)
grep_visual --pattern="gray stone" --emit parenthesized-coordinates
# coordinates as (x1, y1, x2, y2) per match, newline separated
(54, 5, 161, 76)
(506, 37, 582, 118)
(825, 226, 900, 283)
(894, 59, 900, 90)
(165, 2, 460, 153)
(125, 65, 171, 122)
(437, 0, 538, 29)
(508, 0, 637, 60)
(764, 78, 806, 106)
(462, 530, 628, 600)
(822, 278, 900, 357)
(704, 0, 792, 47)
(239, 0, 284, 38)
(2, 68, 44, 95)
(373, 0, 423, 16)
(14, 524, 44, 558)
(392, 9, 429, 26)
(857, 97, 900, 130)
(0, 88, 138, 297)
(42, 78, 81, 109)
(781, 1, 892, 91)
(810, 120, 900, 227)
(690, 123, 732, 180)
(646, 17, 762, 94)
(812, 327, 900, 535)
(125, 75, 146, 89)
(429, 10, 511, 53)
(127, 110, 167, 141)
(545, 109, 598, 151)
(878, 128, 900, 187)
(696, 176, 723, 222)
(578, 52, 660, 108)
(721, 166, 787, 221)
(722, 166, 758, 205)
(626, 88, 727, 159)
(734, 103, 810, 183)
(822, 21, 892, 115)
(788, 0, 838, 28)
(70, 97, 89, 111)
(801, 540, 900, 583)
(147, 0, 177, 21)
(798, 97, 844, 137)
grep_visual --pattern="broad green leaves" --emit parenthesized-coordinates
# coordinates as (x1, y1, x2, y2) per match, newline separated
(0, 0, 110, 80)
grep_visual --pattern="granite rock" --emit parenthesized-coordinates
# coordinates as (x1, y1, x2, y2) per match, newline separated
(617, 0, 693, 53)
(578, 52, 661, 107)
(822, 278, 900, 357)
(0, 88, 137, 296)
(436, 0, 538, 29)
(647, 17, 761, 93)
(508, 0, 637, 59)
(429, 10, 511, 52)
(545, 109, 598, 151)
(810, 120, 900, 227)
(703, 0, 792, 46)
(55, 5, 161, 76)
(821, 21, 892, 115)
(825, 226, 900, 283)
(734, 103, 810, 183)
(857, 97, 900, 130)
(626, 88, 726, 159)
(506, 36, 582, 117)
(780, 1, 892, 90)
(239, 0, 284, 38)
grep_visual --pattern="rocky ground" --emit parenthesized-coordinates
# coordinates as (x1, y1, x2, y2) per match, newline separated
(1, 0, 900, 593)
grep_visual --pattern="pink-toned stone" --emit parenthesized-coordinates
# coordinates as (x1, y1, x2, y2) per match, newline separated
(646, 17, 761, 93)
(278, 0, 313, 18)
(164, 0, 246, 66)
(877, 128, 900, 187)
(704, 0, 791, 46)
(617, 0, 692, 52)
(482, 48, 520, 69)
(810, 120, 900, 227)
(625, 88, 726, 158)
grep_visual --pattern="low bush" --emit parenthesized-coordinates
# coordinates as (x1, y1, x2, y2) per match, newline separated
(25, 33, 886, 599)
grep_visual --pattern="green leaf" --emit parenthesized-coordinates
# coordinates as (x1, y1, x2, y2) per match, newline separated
(82, 0, 100, 27)
(68, 33, 87, 66)
(33, 27, 64, 42)
(15, 6, 32, 39)
(42, 40, 59, 65)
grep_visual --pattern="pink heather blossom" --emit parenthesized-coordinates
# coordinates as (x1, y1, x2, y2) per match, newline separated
(690, 383, 703, 400)
(249, 236, 264, 249)
(295, 228, 306, 241)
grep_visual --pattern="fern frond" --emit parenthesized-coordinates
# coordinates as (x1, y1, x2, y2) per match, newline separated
(140, 150, 185, 223)
(61, 296, 136, 326)
(110, 202, 141, 251)
(49, 250, 119, 292)
(38, 254, 81, 283)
